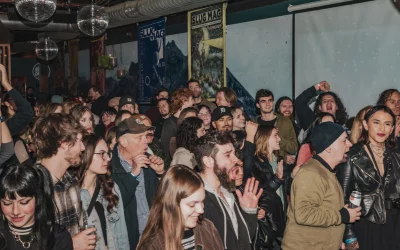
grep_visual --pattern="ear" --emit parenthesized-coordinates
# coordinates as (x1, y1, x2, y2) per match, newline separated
(212, 121, 216, 129)
(59, 141, 70, 152)
(362, 120, 368, 131)
(256, 103, 260, 109)
(202, 156, 214, 170)
(325, 146, 332, 154)
(119, 136, 128, 147)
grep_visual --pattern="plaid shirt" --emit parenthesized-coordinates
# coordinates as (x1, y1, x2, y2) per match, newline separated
(52, 170, 82, 236)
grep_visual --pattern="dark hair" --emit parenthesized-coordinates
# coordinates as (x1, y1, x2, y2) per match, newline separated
(377, 89, 400, 106)
(0, 164, 57, 249)
(359, 105, 396, 148)
(105, 126, 118, 148)
(101, 107, 117, 117)
(33, 113, 84, 159)
(114, 110, 132, 126)
(70, 104, 94, 132)
(177, 107, 198, 127)
(79, 134, 119, 212)
(231, 130, 246, 159)
(313, 92, 348, 125)
(90, 85, 103, 95)
(193, 131, 234, 172)
(156, 87, 169, 96)
(187, 78, 200, 87)
(176, 117, 204, 152)
(303, 112, 336, 144)
(274, 96, 293, 113)
(196, 104, 211, 114)
(255, 89, 274, 103)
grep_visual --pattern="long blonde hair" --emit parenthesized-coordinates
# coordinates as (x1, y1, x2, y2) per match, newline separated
(137, 165, 204, 250)
(350, 105, 373, 144)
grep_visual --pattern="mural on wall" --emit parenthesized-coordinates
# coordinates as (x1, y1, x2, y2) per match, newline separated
(188, 4, 227, 100)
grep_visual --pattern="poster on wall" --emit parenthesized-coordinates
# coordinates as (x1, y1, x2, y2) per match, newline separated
(138, 17, 166, 104)
(188, 3, 227, 100)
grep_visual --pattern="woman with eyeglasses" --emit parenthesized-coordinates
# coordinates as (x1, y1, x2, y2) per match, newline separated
(197, 105, 213, 133)
(79, 134, 130, 250)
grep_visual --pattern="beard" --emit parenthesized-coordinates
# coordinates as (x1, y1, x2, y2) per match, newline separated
(214, 163, 236, 192)
(65, 149, 81, 167)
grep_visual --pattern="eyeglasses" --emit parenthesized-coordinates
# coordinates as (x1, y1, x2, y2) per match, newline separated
(198, 112, 210, 117)
(94, 151, 112, 161)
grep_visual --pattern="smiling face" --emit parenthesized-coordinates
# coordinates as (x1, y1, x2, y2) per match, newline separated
(88, 140, 111, 175)
(279, 100, 293, 118)
(157, 100, 170, 117)
(319, 94, 338, 116)
(179, 186, 205, 230)
(363, 110, 394, 145)
(385, 91, 400, 116)
(188, 81, 202, 99)
(268, 128, 281, 151)
(198, 107, 211, 127)
(1, 195, 35, 228)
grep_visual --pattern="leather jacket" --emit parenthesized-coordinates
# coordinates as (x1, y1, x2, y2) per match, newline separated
(336, 142, 400, 240)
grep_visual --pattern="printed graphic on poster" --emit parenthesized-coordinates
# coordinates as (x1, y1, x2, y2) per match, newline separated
(188, 4, 227, 100)
(138, 17, 166, 104)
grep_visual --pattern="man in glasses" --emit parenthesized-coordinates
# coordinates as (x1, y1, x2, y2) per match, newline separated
(193, 131, 262, 250)
(112, 114, 164, 249)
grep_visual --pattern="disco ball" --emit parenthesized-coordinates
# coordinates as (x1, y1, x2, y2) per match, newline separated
(35, 37, 58, 61)
(14, 0, 57, 22)
(77, 4, 109, 37)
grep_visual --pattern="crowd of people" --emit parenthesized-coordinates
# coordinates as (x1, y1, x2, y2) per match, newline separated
(0, 61, 400, 250)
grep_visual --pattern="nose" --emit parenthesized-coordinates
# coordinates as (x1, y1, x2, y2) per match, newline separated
(379, 123, 384, 132)
(80, 141, 85, 151)
(12, 204, 20, 216)
(346, 139, 353, 148)
(196, 203, 204, 214)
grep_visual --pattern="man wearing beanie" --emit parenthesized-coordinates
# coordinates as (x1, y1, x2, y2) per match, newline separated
(282, 122, 361, 250)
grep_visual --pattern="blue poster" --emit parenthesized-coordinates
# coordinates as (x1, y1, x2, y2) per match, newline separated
(138, 17, 166, 104)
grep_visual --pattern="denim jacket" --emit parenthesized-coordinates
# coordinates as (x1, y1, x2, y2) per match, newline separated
(80, 183, 130, 250)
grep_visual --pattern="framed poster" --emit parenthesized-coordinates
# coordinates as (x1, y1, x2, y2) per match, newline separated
(188, 4, 227, 100)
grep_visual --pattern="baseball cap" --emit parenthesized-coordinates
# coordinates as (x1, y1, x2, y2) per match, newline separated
(212, 106, 233, 121)
(116, 114, 155, 138)
(119, 95, 135, 109)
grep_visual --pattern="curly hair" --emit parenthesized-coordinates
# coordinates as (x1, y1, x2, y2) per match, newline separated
(176, 117, 203, 152)
(79, 134, 119, 212)
(193, 130, 234, 172)
(33, 113, 84, 159)
(313, 92, 348, 126)
(169, 88, 193, 115)
(377, 89, 400, 106)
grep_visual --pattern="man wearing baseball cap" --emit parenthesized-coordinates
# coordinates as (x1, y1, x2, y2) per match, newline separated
(119, 95, 139, 114)
(212, 106, 233, 132)
(111, 114, 165, 249)
(282, 122, 360, 250)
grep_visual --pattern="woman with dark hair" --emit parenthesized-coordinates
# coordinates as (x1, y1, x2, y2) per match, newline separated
(337, 105, 400, 250)
(71, 105, 95, 134)
(79, 134, 129, 250)
(376, 89, 400, 116)
(171, 117, 205, 169)
(253, 125, 286, 249)
(0, 164, 72, 250)
(295, 81, 348, 133)
(137, 165, 223, 250)
(294, 112, 335, 171)
(197, 105, 213, 132)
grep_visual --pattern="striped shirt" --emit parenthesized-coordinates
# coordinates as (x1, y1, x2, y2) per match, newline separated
(182, 229, 195, 250)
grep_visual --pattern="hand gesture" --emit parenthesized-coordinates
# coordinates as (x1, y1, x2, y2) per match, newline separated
(148, 154, 164, 175)
(72, 228, 97, 250)
(132, 154, 149, 170)
(345, 204, 361, 223)
(345, 240, 359, 250)
(276, 160, 284, 179)
(286, 154, 295, 165)
(245, 121, 258, 143)
(315, 81, 330, 92)
(235, 177, 262, 209)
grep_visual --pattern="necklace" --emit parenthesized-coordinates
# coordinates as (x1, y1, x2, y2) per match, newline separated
(370, 144, 385, 158)
(12, 232, 35, 249)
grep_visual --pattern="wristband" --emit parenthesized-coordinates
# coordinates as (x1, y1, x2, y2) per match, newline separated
(345, 238, 357, 244)
(0, 116, 5, 123)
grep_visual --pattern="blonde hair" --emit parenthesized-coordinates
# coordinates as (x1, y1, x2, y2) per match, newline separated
(254, 125, 277, 162)
(350, 105, 373, 144)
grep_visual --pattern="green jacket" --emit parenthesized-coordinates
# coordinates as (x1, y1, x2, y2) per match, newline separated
(256, 113, 298, 159)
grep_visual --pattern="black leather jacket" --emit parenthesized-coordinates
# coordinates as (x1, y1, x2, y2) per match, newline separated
(336, 142, 400, 240)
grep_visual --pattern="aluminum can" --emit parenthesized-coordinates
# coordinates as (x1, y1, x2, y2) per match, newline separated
(349, 191, 361, 208)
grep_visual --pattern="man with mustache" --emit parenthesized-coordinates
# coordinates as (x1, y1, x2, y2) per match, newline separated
(194, 131, 262, 250)
(33, 113, 96, 250)
(212, 106, 234, 132)
(255, 89, 298, 163)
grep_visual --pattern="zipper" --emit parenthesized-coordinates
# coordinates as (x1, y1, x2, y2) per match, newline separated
(352, 161, 381, 185)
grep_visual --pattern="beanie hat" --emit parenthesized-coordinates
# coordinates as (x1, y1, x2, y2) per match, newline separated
(311, 122, 345, 154)
(274, 96, 292, 113)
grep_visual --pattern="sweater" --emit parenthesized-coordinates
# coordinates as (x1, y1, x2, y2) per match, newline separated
(282, 156, 347, 250)
(6, 88, 34, 138)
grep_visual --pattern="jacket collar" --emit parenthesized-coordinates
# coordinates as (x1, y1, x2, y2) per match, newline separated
(313, 154, 335, 173)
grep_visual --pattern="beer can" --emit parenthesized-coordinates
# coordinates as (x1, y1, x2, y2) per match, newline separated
(349, 191, 361, 208)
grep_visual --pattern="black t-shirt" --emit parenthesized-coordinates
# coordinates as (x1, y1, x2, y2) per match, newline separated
(257, 117, 277, 127)
(182, 229, 195, 250)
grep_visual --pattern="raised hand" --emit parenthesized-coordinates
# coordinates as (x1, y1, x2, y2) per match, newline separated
(315, 81, 330, 92)
(235, 177, 262, 209)
(276, 160, 284, 179)
(148, 154, 164, 175)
